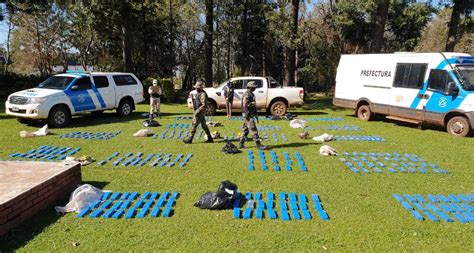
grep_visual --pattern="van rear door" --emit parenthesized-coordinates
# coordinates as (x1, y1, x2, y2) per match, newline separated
(389, 63, 428, 121)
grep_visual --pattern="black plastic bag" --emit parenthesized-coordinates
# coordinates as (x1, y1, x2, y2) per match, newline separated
(194, 180, 238, 210)
(143, 120, 160, 127)
(222, 141, 241, 154)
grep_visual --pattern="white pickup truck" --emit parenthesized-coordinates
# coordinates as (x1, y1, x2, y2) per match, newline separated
(187, 76, 305, 116)
(6, 71, 144, 127)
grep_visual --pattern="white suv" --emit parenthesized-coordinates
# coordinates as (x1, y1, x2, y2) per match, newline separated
(6, 71, 144, 127)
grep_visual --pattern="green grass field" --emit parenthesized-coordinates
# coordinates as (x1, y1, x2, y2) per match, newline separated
(0, 99, 473, 252)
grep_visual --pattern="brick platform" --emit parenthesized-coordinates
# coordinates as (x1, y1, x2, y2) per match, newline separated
(0, 161, 81, 236)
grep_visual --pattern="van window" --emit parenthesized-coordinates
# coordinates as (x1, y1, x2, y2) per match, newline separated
(393, 63, 427, 89)
(93, 76, 109, 88)
(74, 77, 92, 90)
(113, 75, 138, 86)
(428, 69, 453, 93)
(243, 80, 263, 89)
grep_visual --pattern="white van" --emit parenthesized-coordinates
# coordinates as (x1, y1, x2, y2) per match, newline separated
(6, 71, 144, 127)
(333, 52, 474, 137)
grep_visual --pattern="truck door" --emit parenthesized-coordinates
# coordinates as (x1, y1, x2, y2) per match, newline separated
(243, 79, 266, 109)
(64, 76, 98, 112)
(423, 69, 463, 124)
(231, 80, 245, 109)
(92, 75, 115, 109)
(389, 63, 428, 120)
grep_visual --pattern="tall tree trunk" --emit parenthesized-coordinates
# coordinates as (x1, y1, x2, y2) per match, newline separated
(121, 2, 133, 72)
(227, 30, 231, 79)
(285, 0, 299, 86)
(445, 0, 466, 52)
(371, 0, 389, 53)
(241, 0, 249, 75)
(204, 0, 213, 87)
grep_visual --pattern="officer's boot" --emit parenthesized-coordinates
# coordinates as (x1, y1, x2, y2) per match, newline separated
(256, 140, 268, 150)
(204, 128, 213, 143)
(183, 134, 194, 144)
(205, 135, 214, 143)
(239, 137, 246, 149)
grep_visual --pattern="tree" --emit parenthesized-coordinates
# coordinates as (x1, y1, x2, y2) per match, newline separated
(285, 0, 299, 86)
(120, 1, 133, 72)
(370, 0, 389, 53)
(204, 0, 213, 86)
(445, 0, 473, 52)
(2, 3, 17, 74)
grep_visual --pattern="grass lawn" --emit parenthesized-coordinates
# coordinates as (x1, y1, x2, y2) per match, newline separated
(0, 98, 473, 252)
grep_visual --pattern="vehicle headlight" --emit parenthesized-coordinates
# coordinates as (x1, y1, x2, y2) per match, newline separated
(28, 97, 48, 104)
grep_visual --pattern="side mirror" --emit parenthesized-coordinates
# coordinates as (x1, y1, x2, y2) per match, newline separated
(447, 82, 459, 96)
(70, 85, 79, 91)
(216, 92, 221, 96)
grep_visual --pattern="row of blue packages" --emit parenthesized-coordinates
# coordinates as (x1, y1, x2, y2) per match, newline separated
(97, 152, 193, 168)
(257, 125, 282, 131)
(175, 116, 213, 121)
(303, 117, 344, 121)
(233, 191, 329, 221)
(248, 150, 308, 172)
(305, 125, 362, 131)
(59, 131, 121, 140)
(334, 135, 385, 142)
(339, 152, 448, 174)
(77, 191, 179, 219)
(157, 129, 189, 140)
(166, 123, 190, 129)
(9, 146, 81, 161)
(262, 132, 289, 142)
(228, 116, 271, 121)
(393, 193, 473, 223)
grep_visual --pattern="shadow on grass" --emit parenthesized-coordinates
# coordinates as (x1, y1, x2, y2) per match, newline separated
(0, 181, 109, 251)
(346, 114, 453, 135)
(268, 142, 316, 149)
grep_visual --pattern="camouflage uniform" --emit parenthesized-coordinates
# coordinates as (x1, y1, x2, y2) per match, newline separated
(184, 82, 213, 143)
(241, 90, 260, 141)
(239, 82, 267, 149)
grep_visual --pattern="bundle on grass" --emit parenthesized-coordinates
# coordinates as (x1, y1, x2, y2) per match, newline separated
(194, 181, 238, 210)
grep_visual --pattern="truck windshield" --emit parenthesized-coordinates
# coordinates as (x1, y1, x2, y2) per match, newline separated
(38, 76, 75, 90)
(457, 66, 474, 91)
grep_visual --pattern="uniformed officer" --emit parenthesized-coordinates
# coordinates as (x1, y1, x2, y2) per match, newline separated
(148, 79, 162, 119)
(239, 81, 268, 150)
(183, 81, 213, 144)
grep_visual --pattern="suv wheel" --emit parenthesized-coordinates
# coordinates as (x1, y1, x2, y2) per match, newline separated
(117, 99, 133, 116)
(48, 106, 70, 128)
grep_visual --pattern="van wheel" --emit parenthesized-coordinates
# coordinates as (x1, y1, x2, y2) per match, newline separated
(357, 105, 373, 121)
(270, 101, 287, 116)
(447, 116, 470, 137)
(117, 99, 133, 116)
(48, 106, 70, 128)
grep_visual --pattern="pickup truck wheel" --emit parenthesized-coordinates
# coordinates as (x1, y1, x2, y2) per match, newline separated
(205, 102, 216, 116)
(117, 99, 133, 116)
(357, 105, 373, 121)
(48, 106, 70, 128)
(447, 116, 470, 137)
(270, 101, 287, 116)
